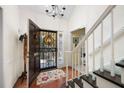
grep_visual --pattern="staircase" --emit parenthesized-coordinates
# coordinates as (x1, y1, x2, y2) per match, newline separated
(64, 5, 124, 88)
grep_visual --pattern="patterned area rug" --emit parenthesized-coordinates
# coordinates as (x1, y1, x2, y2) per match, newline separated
(37, 69, 66, 85)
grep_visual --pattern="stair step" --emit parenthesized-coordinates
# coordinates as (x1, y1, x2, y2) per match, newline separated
(73, 78, 83, 88)
(94, 70, 124, 88)
(116, 60, 124, 68)
(68, 80, 75, 88)
(80, 74, 98, 88)
(66, 86, 69, 88)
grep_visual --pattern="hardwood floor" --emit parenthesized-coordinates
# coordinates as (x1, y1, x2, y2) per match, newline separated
(30, 66, 79, 88)
(14, 77, 27, 88)
(14, 66, 78, 88)
(30, 76, 66, 88)
(62, 66, 79, 80)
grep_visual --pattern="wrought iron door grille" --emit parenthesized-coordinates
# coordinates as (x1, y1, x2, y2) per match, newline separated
(40, 30, 57, 70)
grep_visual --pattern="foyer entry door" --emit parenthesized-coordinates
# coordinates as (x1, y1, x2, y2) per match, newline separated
(40, 30, 57, 70)
(29, 20, 40, 86)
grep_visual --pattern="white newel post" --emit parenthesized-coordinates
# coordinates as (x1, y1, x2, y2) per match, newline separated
(100, 21, 104, 72)
(75, 52, 76, 78)
(92, 32, 96, 80)
(72, 51, 73, 79)
(86, 40, 89, 76)
(110, 10, 115, 77)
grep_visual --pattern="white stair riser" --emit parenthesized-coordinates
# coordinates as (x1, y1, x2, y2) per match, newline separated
(95, 75, 120, 88)
(69, 85, 72, 88)
(121, 68, 124, 84)
(82, 80, 93, 88)
(68, 84, 75, 88)
(74, 83, 80, 88)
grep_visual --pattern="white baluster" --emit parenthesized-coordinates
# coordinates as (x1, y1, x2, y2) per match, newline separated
(75, 52, 76, 78)
(66, 52, 68, 86)
(110, 10, 115, 77)
(81, 44, 84, 75)
(92, 32, 96, 80)
(86, 40, 89, 76)
(72, 52, 73, 79)
(76, 50, 78, 78)
(100, 21, 104, 72)
(78, 48, 80, 78)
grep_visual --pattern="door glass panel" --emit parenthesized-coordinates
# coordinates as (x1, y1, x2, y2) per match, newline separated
(40, 31, 57, 70)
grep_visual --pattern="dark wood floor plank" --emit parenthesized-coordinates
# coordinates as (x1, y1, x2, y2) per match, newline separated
(13, 77, 27, 88)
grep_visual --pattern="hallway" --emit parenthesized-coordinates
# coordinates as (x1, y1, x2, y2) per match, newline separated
(0, 5, 124, 88)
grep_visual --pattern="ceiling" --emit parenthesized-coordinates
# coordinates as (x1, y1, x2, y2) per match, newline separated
(20, 5, 75, 19)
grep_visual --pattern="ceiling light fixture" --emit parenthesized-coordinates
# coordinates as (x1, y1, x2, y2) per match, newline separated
(45, 5, 66, 18)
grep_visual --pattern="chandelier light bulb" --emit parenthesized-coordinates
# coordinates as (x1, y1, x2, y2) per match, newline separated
(61, 14, 64, 16)
(45, 10, 49, 12)
(62, 7, 66, 10)
(52, 15, 55, 17)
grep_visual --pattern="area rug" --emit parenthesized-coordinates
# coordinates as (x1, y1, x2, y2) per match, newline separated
(37, 69, 66, 85)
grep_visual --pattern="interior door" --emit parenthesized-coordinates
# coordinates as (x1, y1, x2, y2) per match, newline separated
(29, 20, 40, 86)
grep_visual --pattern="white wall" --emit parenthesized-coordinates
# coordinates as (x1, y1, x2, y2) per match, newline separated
(67, 5, 107, 51)
(0, 7, 4, 88)
(19, 6, 68, 33)
(68, 5, 87, 31)
(0, 5, 23, 87)
(19, 6, 69, 68)
(67, 6, 87, 51)
(0, 5, 69, 87)
(85, 5, 108, 31)
(67, 5, 108, 67)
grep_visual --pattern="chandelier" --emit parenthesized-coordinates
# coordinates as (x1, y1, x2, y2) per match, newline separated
(45, 5, 66, 18)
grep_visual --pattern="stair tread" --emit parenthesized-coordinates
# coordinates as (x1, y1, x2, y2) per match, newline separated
(68, 80, 75, 88)
(73, 78, 83, 88)
(80, 74, 98, 88)
(66, 86, 69, 88)
(116, 60, 124, 68)
(93, 70, 124, 88)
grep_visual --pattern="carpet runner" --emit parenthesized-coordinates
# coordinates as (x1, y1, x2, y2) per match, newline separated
(37, 69, 66, 85)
